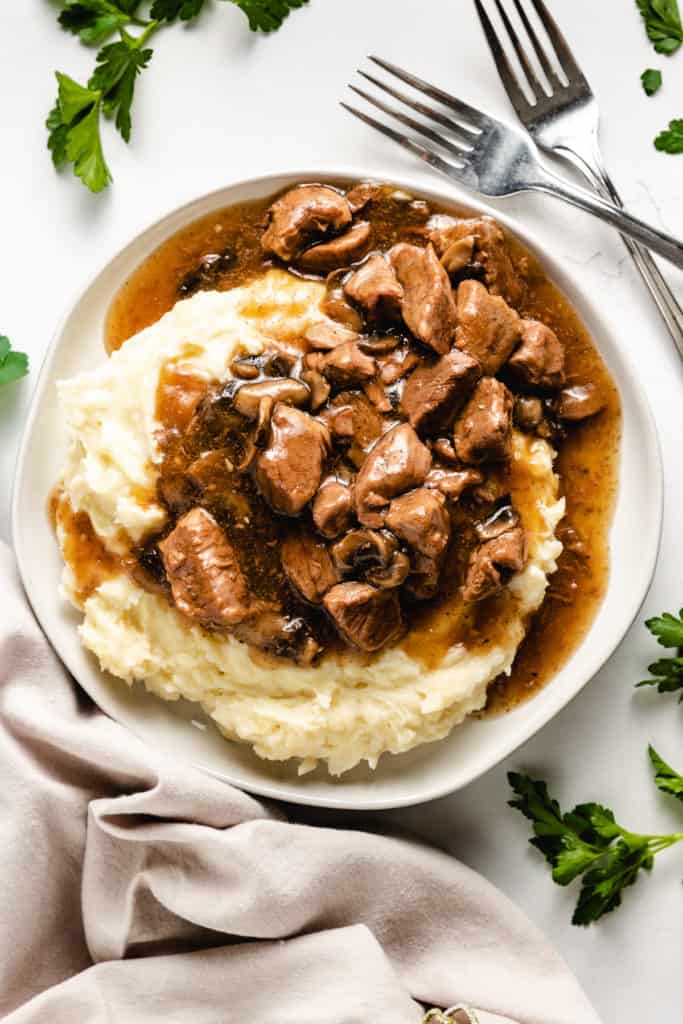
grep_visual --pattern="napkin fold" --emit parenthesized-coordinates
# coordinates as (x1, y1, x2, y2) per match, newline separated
(0, 543, 601, 1024)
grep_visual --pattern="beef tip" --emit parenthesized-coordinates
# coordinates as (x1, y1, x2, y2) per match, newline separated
(463, 525, 527, 603)
(255, 404, 330, 516)
(400, 348, 481, 433)
(156, 472, 197, 516)
(322, 341, 376, 386)
(513, 395, 543, 433)
(354, 423, 432, 527)
(390, 242, 457, 354)
(455, 280, 521, 376)
(362, 378, 392, 413)
(304, 320, 360, 350)
(159, 507, 251, 629)
(281, 532, 338, 604)
(405, 553, 442, 601)
(297, 222, 371, 274)
(555, 383, 605, 422)
(233, 378, 309, 419)
(312, 480, 354, 538)
(453, 377, 513, 464)
(261, 185, 352, 261)
(234, 610, 321, 666)
(300, 369, 330, 411)
(323, 582, 403, 652)
(379, 347, 421, 385)
(385, 487, 450, 559)
(430, 216, 524, 305)
(507, 320, 565, 390)
(425, 466, 484, 499)
(343, 253, 404, 322)
(346, 181, 384, 213)
(318, 391, 383, 449)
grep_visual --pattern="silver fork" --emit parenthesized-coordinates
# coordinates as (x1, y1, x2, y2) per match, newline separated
(474, 0, 683, 358)
(341, 58, 683, 271)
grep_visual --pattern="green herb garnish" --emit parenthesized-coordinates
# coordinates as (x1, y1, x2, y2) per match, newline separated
(49, 0, 309, 192)
(641, 67, 663, 93)
(508, 757, 683, 925)
(0, 337, 29, 387)
(637, 0, 683, 54)
(637, 607, 683, 696)
(654, 119, 683, 152)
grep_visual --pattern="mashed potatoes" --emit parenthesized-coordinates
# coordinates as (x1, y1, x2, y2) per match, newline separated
(57, 269, 563, 776)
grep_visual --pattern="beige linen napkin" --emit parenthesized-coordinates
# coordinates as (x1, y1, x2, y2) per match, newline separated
(0, 542, 601, 1024)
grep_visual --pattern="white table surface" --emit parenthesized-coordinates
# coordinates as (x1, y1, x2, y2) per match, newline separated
(2, 2, 682, 1020)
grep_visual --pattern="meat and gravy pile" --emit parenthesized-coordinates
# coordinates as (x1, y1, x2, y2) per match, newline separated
(53, 180, 619, 775)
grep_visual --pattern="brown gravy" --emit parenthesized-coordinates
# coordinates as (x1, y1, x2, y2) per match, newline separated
(96, 181, 620, 711)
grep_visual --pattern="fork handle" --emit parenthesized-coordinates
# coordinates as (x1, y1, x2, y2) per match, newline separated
(556, 150, 683, 359)
(530, 170, 683, 271)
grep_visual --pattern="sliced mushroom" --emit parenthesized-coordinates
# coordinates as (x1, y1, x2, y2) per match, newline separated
(300, 368, 331, 410)
(297, 222, 371, 274)
(233, 379, 309, 419)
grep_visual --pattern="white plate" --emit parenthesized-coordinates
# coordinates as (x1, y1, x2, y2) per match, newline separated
(12, 167, 662, 810)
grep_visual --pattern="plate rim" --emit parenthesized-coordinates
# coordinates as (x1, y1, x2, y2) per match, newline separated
(11, 163, 664, 810)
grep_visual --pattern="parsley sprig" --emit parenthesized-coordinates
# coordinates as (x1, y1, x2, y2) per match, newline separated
(509, 749, 683, 925)
(637, 0, 683, 54)
(48, 1, 309, 192)
(637, 608, 683, 699)
(0, 337, 29, 387)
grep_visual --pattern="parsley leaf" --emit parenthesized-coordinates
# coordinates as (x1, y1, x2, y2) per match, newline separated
(508, 769, 683, 925)
(89, 37, 153, 142)
(48, 73, 112, 193)
(58, 1, 144, 45)
(649, 745, 683, 802)
(646, 608, 683, 647)
(0, 337, 29, 387)
(228, 0, 309, 32)
(150, 0, 206, 20)
(641, 68, 663, 94)
(655, 119, 683, 152)
(637, 0, 683, 54)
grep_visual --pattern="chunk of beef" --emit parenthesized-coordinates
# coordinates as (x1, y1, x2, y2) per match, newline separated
(390, 242, 457, 354)
(385, 488, 450, 559)
(318, 392, 383, 449)
(312, 480, 354, 538)
(424, 466, 484, 499)
(513, 395, 543, 433)
(354, 423, 432, 527)
(233, 379, 309, 419)
(400, 348, 481, 433)
(156, 472, 198, 516)
(255, 404, 330, 516)
(159, 507, 251, 629)
(455, 280, 521, 376)
(323, 582, 403, 652)
(362, 378, 392, 413)
(430, 216, 524, 305)
(346, 181, 384, 213)
(233, 610, 321, 666)
(463, 525, 527, 603)
(507, 319, 565, 390)
(555, 383, 605, 422)
(261, 185, 351, 261)
(304, 320, 360, 350)
(453, 377, 513, 464)
(297, 222, 371, 274)
(322, 341, 376, 386)
(343, 253, 403, 321)
(281, 532, 338, 604)
(405, 553, 442, 601)
(379, 348, 421, 385)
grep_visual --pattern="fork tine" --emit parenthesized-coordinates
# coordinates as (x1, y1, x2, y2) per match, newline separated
(492, 0, 547, 100)
(339, 102, 467, 178)
(367, 55, 485, 132)
(357, 71, 476, 145)
(348, 85, 471, 160)
(473, 0, 534, 118)
(511, 0, 561, 86)
(527, 0, 582, 81)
